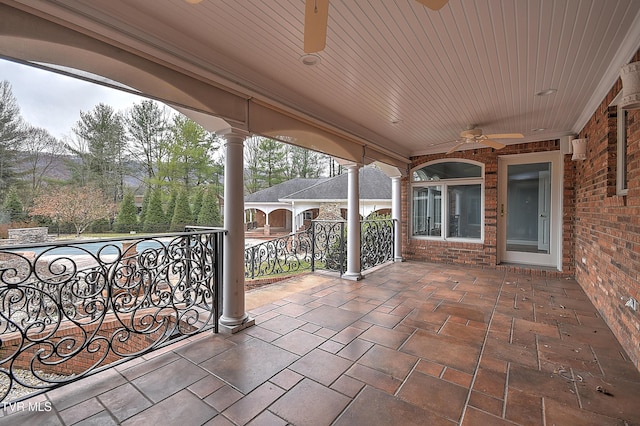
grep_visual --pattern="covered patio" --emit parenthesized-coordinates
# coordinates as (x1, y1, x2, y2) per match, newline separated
(1, 1, 640, 424)
(3, 262, 639, 425)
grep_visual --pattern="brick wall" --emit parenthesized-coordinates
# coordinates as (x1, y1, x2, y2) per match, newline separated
(403, 140, 576, 277)
(573, 51, 640, 370)
(0, 312, 183, 375)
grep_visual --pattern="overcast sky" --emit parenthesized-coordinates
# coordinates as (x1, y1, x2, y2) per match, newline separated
(1, 58, 146, 140)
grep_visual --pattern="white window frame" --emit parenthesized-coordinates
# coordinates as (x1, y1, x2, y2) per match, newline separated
(611, 92, 629, 196)
(411, 159, 485, 243)
(617, 103, 629, 195)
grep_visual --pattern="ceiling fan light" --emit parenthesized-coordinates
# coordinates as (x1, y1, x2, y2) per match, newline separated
(300, 54, 321, 66)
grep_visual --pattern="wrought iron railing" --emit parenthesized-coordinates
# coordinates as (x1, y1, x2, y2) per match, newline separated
(360, 219, 395, 269)
(244, 229, 314, 279)
(244, 219, 395, 279)
(310, 220, 347, 274)
(0, 229, 224, 403)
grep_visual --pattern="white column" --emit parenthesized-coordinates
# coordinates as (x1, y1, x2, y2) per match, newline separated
(391, 176, 404, 262)
(344, 164, 362, 280)
(291, 201, 296, 232)
(219, 132, 254, 332)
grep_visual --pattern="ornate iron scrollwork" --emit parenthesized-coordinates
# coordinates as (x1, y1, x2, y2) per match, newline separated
(0, 230, 223, 403)
(244, 219, 395, 279)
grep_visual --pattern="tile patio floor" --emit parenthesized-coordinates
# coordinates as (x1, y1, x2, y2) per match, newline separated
(2, 261, 640, 425)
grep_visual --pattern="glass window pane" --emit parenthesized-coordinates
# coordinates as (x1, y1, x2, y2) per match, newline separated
(412, 186, 442, 236)
(447, 185, 481, 238)
(413, 162, 481, 181)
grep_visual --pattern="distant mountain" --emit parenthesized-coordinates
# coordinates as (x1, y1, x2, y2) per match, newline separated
(12, 151, 147, 193)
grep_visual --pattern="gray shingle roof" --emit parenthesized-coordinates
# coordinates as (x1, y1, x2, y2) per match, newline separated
(244, 178, 327, 202)
(282, 166, 391, 201)
(244, 167, 392, 203)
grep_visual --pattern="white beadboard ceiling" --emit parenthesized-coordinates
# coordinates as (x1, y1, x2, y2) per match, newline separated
(7, 0, 640, 159)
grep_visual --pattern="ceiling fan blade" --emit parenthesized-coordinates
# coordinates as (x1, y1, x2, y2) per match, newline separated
(446, 142, 466, 155)
(304, 0, 329, 53)
(484, 133, 524, 139)
(481, 139, 506, 150)
(415, 0, 449, 11)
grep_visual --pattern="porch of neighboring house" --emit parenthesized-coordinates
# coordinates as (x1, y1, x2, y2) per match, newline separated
(245, 226, 290, 241)
(3, 261, 639, 425)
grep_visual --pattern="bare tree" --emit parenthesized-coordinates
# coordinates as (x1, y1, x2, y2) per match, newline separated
(30, 184, 116, 237)
(19, 126, 67, 203)
(243, 136, 262, 194)
(286, 145, 328, 179)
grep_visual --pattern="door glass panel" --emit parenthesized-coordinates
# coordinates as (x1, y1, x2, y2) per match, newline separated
(506, 163, 551, 254)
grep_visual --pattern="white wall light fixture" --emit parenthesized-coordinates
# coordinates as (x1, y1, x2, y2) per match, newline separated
(620, 61, 640, 110)
(560, 135, 575, 155)
(571, 138, 587, 161)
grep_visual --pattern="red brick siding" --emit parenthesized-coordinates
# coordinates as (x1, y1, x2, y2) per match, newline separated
(0, 312, 181, 375)
(403, 140, 575, 277)
(573, 50, 640, 370)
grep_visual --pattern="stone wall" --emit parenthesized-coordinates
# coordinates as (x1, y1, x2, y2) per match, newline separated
(0, 227, 52, 246)
(316, 203, 344, 220)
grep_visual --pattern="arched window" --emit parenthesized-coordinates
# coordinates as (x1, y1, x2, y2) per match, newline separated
(411, 160, 484, 241)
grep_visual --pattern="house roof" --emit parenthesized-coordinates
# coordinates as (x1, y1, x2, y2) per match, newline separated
(244, 177, 327, 203)
(244, 167, 392, 203)
(282, 167, 392, 201)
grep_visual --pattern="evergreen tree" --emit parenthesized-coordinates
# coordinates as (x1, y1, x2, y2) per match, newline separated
(165, 189, 177, 225)
(170, 188, 192, 231)
(2, 187, 25, 222)
(159, 116, 217, 191)
(125, 100, 170, 180)
(191, 187, 204, 221)
(257, 138, 288, 188)
(197, 187, 221, 227)
(138, 188, 150, 227)
(115, 191, 138, 232)
(143, 188, 165, 232)
(70, 103, 127, 202)
(0, 81, 26, 199)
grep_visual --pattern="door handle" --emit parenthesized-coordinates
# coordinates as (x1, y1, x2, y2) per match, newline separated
(540, 214, 547, 218)
(500, 204, 504, 217)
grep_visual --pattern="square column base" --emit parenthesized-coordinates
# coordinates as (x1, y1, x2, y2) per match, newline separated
(342, 272, 363, 281)
(219, 317, 255, 334)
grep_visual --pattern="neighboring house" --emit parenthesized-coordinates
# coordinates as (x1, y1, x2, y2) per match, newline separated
(244, 166, 391, 234)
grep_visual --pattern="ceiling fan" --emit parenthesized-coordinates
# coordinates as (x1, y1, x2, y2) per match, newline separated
(446, 127, 524, 154)
(304, 0, 449, 53)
